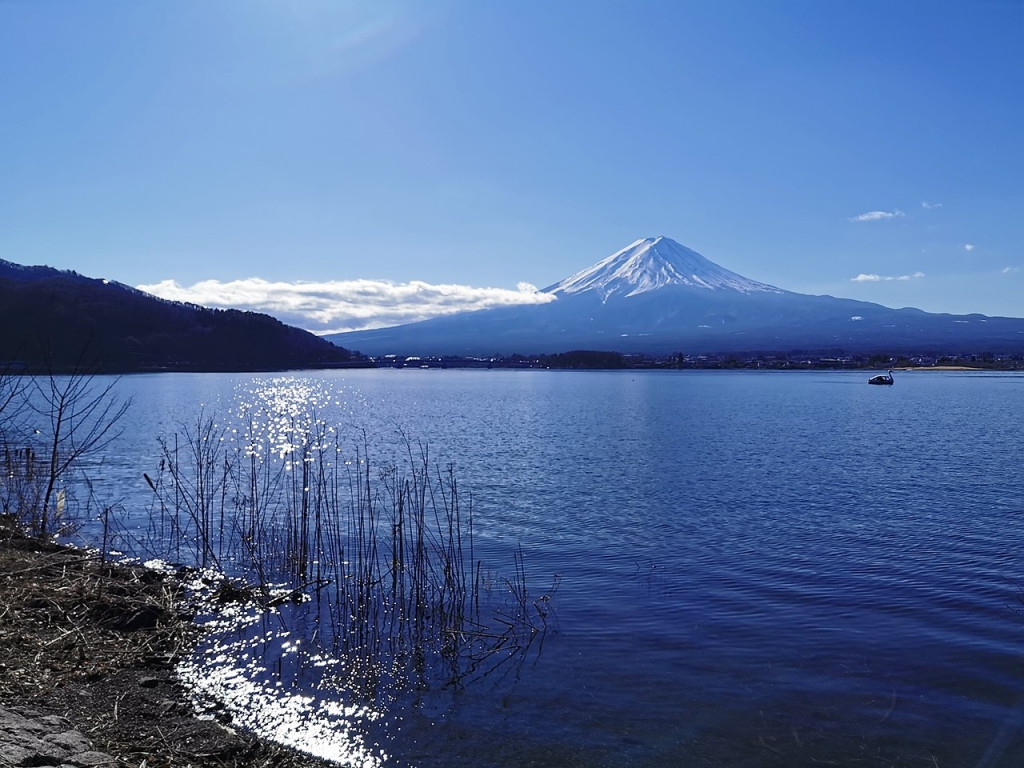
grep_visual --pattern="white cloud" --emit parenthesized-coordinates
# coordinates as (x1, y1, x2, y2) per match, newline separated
(964, 243, 975, 251)
(851, 271, 924, 282)
(848, 209, 905, 222)
(921, 201, 942, 209)
(137, 277, 557, 334)
(1004, 266, 1019, 274)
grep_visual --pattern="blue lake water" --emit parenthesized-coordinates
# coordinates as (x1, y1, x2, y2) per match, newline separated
(81, 369, 1024, 766)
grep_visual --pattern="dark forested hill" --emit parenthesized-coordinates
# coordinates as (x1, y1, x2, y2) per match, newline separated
(0, 259, 364, 373)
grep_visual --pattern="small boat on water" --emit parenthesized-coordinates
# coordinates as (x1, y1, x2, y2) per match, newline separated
(868, 369, 894, 385)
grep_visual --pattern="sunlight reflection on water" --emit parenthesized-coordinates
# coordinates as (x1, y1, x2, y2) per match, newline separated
(178, 606, 387, 767)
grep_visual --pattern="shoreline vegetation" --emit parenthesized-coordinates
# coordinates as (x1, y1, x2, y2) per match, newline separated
(1, 367, 553, 766)
(0, 364, 346, 763)
(0, 515, 329, 767)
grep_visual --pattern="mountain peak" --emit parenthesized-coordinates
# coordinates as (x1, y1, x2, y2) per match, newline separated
(543, 236, 782, 301)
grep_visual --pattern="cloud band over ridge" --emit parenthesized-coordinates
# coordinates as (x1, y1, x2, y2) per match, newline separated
(137, 277, 557, 334)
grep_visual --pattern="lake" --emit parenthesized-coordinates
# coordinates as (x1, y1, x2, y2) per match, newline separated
(72, 369, 1024, 767)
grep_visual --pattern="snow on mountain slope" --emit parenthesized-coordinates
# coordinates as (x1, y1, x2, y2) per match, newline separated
(543, 236, 783, 301)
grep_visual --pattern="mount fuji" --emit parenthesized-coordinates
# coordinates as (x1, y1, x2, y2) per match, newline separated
(544, 236, 782, 299)
(326, 237, 1024, 356)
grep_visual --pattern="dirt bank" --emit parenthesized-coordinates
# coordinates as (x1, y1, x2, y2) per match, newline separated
(0, 517, 329, 768)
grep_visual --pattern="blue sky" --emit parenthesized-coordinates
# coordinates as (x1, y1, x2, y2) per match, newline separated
(1, 0, 1021, 332)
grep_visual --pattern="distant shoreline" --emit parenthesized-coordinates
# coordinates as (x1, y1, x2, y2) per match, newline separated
(894, 366, 986, 372)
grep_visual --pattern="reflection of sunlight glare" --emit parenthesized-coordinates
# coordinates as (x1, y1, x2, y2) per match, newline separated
(172, 378, 399, 765)
(234, 377, 344, 462)
(178, 596, 387, 767)
(179, 637, 386, 766)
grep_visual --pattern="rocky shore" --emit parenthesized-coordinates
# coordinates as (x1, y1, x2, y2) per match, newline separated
(0, 517, 328, 768)
(0, 706, 117, 767)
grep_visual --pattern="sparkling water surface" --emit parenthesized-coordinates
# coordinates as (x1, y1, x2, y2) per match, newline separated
(86, 369, 1024, 767)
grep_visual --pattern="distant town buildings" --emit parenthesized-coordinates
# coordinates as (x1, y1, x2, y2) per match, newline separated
(369, 350, 1024, 371)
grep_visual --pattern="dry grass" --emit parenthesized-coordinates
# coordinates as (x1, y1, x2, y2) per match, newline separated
(0, 514, 330, 768)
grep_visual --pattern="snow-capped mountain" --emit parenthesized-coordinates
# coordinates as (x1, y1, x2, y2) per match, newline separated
(326, 237, 1024, 356)
(543, 236, 782, 299)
